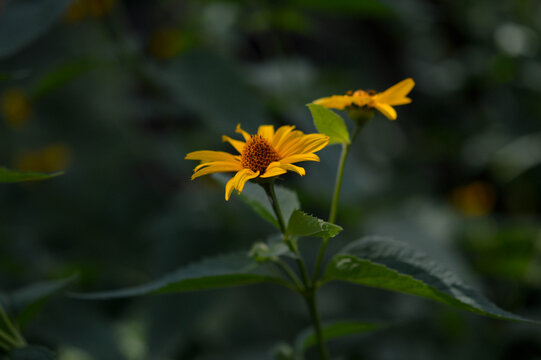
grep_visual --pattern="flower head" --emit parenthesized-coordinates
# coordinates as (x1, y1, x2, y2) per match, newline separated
(186, 124, 329, 200)
(313, 78, 415, 120)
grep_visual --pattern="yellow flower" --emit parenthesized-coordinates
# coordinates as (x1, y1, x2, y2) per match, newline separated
(1, 89, 31, 130)
(15, 144, 72, 173)
(313, 78, 415, 120)
(186, 124, 329, 200)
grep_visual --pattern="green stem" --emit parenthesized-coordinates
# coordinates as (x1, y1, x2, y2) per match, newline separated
(328, 124, 361, 224)
(312, 124, 364, 283)
(311, 237, 329, 284)
(274, 259, 304, 291)
(306, 291, 329, 360)
(263, 183, 312, 287)
(0, 305, 25, 348)
(263, 182, 329, 359)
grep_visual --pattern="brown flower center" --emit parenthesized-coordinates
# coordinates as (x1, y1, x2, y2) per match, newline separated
(241, 135, 280, 173)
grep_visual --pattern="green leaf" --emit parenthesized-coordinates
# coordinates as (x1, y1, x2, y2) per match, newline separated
(287, 210, 342, 239)
(213, 174, 300, 229)
(295, 321, 382, 354)
(0, 0, 74, 59)
(322, 237, 538, 323)
(72, 252, 292, 299)
(8, 346, 55, 360)
(0, 168, 63, 183)
(307, 104, 350, 145)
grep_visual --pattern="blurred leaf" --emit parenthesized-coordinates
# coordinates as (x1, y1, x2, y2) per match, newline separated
(490, 132, 541, 182)
(0, 0, 74, 59)
(73, 252, 293, 299)
(249, 241, 292, 263)
(290, 0, 391, 16)
(31, 59, 101, 98)
(307, 104, 350, 145)
(154, 50, 268, 132)
(0, 276, 77, 322)
(295, 321, 382, 354)
(322, 237, 538, 323)
(287, 211, 342, 239)
(214, 174, 300, 229)
(7, 346, 55, 360)
(0, 167, 63, 183)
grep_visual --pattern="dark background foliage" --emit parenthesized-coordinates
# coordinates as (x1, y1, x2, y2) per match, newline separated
(1, 0, 541, 359)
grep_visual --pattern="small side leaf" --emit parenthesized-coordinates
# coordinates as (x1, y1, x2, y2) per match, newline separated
(0, 167, 63, 183)
(295, 321, 382, 354)
(287, 210, 342, 239)
(322, 237, 538, 323)
(72, 252, 292, 299)
(307, 103, 350, 145)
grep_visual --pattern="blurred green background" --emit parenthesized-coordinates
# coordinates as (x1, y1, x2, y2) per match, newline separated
(2, 0, 541, 359)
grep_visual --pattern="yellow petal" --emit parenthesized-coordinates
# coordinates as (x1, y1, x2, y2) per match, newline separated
(374, 78, 415, 106)
(222, 135, 245, 154)
(272, 125, 296, 148)
(224, 169, 259, 200)
(373, 102, 397, 120)
(192, 161, 242, 179)
(275, 130, 304, 154)
(278, 163, 306, 176)
(185, 150, 238, 162)
(260, 162, 288, 178)
(281, 134, 329, 157)
(235, 123, 251, 141)
(257, 125, 274, 141)
(280, 153, 320, 164)
(312, 95, 353, 110)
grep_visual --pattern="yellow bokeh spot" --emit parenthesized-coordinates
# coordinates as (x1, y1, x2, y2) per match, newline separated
(451, 181, 496, 217)
(148, 28, 189, 60)
(65, 0, 116, 22)
(15, 144, 72, 173)
(1, 89, 31, 130)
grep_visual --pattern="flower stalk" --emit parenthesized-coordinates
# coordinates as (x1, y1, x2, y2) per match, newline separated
(263, 182, 329, 360)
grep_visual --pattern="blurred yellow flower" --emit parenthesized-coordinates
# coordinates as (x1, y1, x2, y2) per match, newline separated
(148, 28, 191, 60)
(15, 144, 72, 173)
(313, 78, 415, 120)
(186, 124, 329, 200)
(65, 0, 116, 22)
(451, 181, 496, 217)
(1, 89, 31, 130)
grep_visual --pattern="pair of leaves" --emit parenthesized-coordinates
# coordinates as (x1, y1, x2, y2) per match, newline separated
(0, 168, 63, 184)
(76, 237, 536, 324)
(215, 175, 342, 239)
